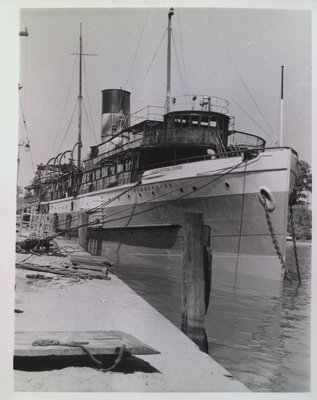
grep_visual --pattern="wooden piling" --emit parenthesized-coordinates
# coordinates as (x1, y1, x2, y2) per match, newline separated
(52, 213, 59, 233)
(181, 211, 211, 353)
(78, 212, 88, 249)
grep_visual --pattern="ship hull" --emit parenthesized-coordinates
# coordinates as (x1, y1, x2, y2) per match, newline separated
(45, 148, 297, 285)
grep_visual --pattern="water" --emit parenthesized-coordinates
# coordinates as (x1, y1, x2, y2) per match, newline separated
(112, 243, 311, 392)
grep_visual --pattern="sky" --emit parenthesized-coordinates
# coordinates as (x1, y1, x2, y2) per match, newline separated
(16, 5, 312, 187)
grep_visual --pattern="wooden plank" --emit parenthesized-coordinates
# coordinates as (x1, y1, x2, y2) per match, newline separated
(15, 330, 160, 357)
(69, 254, 110, 266)
(71, 264, 109, 273)
(93, 223, 182, 231)
(16, 263, 110, 280)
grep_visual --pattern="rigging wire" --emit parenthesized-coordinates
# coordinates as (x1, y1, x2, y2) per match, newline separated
(134, 29, 167, 95)
(49, 160, 245, 239)
(82, 56, 98, 145)
(205, 11, 277, 143)
(65, 159, 245, 229)
(49, 46, 79, 158)
(18, 12, 35, 175)
(56, 99, 79, 154)
(176, 11, 191, 96)
(83, 100, 98, 145)
(124, 8, 151, 90)
(171, 31, 191, 105)
(231, 97, 275, 140)
(18, 92, 35, 174)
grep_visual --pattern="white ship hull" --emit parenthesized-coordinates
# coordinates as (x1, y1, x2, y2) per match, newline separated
(44, 147, 297, 284)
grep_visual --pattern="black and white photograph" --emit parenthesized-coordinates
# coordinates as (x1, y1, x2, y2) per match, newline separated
(0, 0, 314, 396)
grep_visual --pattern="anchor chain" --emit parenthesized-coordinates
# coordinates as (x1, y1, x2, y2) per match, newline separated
(261, 196, 291, 281)
(289, 203, 301, 284)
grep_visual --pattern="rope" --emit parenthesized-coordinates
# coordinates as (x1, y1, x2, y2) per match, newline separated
(83, 100, 98, 145)
(51, 157, 241, 230)
(32, 340, 127, 371)
(56, 99, 79, 154)
(176, 11, 191, 97)
(81, 161, 244, 229)
(18, 93, 35, 174)
(101, 345, 127, 372)
(83, 58, 98, 144)
(49, 47, 78, 158)
(124, 9, 150, 90)
(32, 339, 102, 369)
(289, 204, 301, 285)
(45, 160, 244, 242)
(135, 29, 167, 95)
(172, 31, 189, 101)
(234, 163, 247, 279)
(205, 11, 277, 143)
(231, 98, 275, 142)
(260, 194, 291, 281)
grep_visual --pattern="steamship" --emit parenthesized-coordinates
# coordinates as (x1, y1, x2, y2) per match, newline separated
(22, 8, 298, 284)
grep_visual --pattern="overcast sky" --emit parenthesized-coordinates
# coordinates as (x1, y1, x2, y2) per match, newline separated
(16, 6, 311, 187)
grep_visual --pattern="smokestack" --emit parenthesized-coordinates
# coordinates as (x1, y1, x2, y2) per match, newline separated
(101, 89, 130, 146)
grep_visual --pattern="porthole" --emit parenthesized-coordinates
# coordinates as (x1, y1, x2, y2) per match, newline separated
(139, 192, 142, 197)
(192, 186, 197, 191)
(152, 191, 155, 196)
(225, 182, 230, 189)
(179, 188, 184, 193)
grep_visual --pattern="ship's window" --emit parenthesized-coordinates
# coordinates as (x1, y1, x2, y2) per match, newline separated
(209, 120, 217, 127)
(192, 186, 197, 191)
(152, 191, 155, 196)
(192, 119, 199, 126)
(174, 117, 182, 127)
(201, 118, 209, 127)
(138, 192, 142, 197)
(179, 188, 184, 193)
(182, 118, 188, 127)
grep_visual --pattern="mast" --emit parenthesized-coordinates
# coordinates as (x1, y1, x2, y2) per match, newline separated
(166, 7, 174, 114)
(279, 65, 284, 146)
(77, 23, 83, 168)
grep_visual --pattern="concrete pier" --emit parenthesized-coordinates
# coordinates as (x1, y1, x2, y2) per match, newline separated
(14, 239, 248, 392)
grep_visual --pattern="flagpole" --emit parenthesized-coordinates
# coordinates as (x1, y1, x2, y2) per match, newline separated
(279, 65, 284, 146)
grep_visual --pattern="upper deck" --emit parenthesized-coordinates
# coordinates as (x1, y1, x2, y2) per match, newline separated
(88, 95, 266, 168)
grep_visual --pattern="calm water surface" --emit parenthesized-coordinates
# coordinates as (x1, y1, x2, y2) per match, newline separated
(113, 243, 311, 392)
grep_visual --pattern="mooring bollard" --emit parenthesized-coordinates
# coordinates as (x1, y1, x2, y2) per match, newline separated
(181, 211, 211, 353)
(78, 212, 88, 248)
